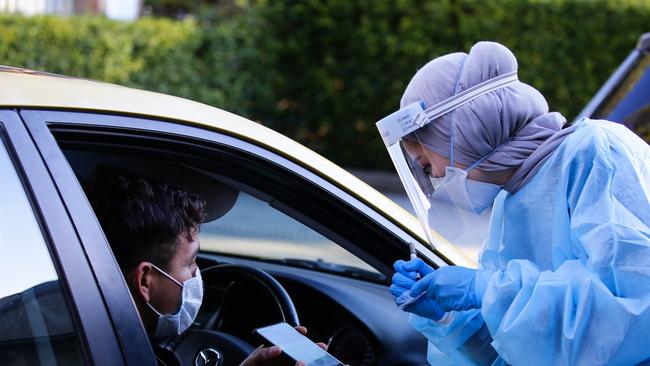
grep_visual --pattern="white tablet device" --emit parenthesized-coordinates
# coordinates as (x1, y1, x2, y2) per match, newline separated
(254, 322, 345, 366)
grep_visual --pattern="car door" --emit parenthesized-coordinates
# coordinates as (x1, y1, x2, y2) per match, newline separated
(0, 110, 139, 365)
(577, 32, 650, 141)
(19, 108, 446, 365)
(20, 109, 451, 271)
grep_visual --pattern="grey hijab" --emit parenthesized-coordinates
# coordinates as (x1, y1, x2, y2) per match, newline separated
(400, 42, 571, 193)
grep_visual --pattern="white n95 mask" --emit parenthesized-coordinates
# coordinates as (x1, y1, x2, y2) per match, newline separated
(431, 166, 502, 215)
(424, 166, 499, 253)
(146, 263, 203, 338)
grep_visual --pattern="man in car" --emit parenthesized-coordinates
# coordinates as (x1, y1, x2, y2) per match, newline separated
(86, 166, 317, 366)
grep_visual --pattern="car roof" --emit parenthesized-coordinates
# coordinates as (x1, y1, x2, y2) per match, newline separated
(0, 66, 473, 267)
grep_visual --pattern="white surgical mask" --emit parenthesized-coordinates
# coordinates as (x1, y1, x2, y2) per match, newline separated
(146, 263, 203, 338)
(430, 166, 502, 214)
(428, 173, 446, 191)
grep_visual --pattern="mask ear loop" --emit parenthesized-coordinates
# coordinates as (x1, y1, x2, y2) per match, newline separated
(465, 150, 496, 173)
(147, 263, 187, 317)
(150, 262, 183, 287)
(465, 136, 513, 173)
(449, 58, 468, 168)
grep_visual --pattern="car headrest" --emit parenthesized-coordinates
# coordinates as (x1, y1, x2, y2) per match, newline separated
(64, 149, 239, 222)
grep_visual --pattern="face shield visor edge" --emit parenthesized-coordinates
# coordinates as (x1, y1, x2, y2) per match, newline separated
(376, 72, 518, 251)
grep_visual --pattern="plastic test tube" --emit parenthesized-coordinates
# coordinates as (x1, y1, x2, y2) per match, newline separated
(409, 242, 421, 280)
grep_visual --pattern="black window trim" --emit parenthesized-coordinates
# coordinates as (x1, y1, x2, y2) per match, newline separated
(0, 109, 126, 366)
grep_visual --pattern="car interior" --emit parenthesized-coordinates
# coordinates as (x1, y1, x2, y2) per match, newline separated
(50, 122, 428, 366)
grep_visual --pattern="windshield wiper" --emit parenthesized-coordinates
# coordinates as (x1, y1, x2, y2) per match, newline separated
(268, 258, 386, 282)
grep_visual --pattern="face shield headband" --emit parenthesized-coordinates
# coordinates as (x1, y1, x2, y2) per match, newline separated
(376, 71, 518, 249)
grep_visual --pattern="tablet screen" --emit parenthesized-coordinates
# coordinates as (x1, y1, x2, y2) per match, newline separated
(255, 323, 344, 366)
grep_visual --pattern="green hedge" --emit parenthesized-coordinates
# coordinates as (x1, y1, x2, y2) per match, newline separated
(0, 16, 202, 95)
(0, 1, 648, 169)
(0, 14, 263, 110)
(242, 0, 650, 169)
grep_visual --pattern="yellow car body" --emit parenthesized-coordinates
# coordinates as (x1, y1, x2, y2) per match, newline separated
(0, 65, 474, 267)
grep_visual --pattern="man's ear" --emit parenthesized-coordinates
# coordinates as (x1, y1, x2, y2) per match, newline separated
(132, 262, 155, 303)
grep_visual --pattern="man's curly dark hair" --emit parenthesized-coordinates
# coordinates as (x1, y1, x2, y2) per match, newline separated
(85, 166, 206, 275)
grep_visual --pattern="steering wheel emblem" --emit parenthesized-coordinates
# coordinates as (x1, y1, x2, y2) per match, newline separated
(195, 347, 223, 366)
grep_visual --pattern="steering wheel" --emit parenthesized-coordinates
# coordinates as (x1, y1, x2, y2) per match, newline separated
(163, 264, 300, 366)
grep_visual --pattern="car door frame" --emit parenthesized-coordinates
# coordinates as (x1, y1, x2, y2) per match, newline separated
(0, 109, 135, 365)
(19, 109, 160, 366)
(576, 33, 650, 122)
(20, 109, 450, 279)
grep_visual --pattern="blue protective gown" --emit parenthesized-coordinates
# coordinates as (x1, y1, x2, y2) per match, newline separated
(411, 119, 650, 365)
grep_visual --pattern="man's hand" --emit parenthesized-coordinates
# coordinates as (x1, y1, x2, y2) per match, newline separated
(239, 326, 327, 366)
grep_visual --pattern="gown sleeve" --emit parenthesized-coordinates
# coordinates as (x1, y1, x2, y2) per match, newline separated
(410, 309, 495, 365)
(481, 129, 650, 365)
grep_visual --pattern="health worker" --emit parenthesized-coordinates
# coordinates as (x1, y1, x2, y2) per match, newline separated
(377, 41, 650, 365)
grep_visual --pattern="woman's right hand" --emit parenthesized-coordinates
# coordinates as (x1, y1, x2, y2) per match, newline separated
(389, 258, 444, 320)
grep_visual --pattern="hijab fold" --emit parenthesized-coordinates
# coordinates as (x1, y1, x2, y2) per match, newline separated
(400, 42, 573, 193)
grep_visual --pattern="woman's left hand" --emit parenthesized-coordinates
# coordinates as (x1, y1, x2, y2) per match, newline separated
(410, 266, 492, 312)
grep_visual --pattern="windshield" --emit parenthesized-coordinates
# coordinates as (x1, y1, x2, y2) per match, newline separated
(591, 53, 650, 141)
(199, 191, 379, 275)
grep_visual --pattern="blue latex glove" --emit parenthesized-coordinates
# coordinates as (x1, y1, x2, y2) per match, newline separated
(410, 265, 492, 312)
(390, 258, 444, 320)
(394, 257, 434, 280)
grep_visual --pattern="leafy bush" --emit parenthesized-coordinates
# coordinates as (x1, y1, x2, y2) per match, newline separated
(240, 0, 650, 168)
(0, 13, 270, 125)
(0, 1, 648, 169)
(0, 15, 202, 92)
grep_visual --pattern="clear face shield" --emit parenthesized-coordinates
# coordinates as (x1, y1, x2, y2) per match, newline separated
(376, 72, 518, 254)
